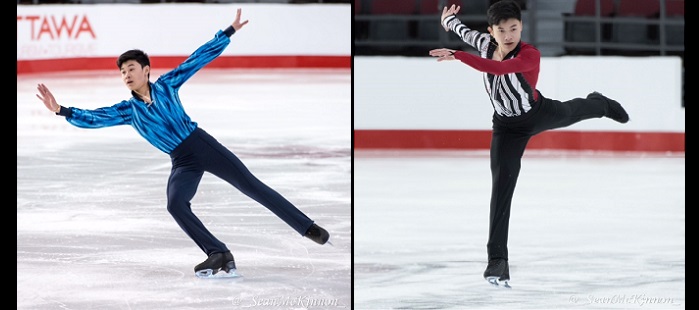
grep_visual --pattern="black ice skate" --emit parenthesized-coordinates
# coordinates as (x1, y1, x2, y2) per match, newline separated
(194, 251, 239, 279)
(588, 91, 629, 123)
(304, 223, 330, 245)
(483, 258, 511, 288)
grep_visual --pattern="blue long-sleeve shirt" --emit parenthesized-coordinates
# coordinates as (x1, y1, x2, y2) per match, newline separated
(58, 26, 236, 154)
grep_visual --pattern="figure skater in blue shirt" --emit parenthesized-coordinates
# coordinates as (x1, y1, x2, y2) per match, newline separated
(36, 8, 329, 278)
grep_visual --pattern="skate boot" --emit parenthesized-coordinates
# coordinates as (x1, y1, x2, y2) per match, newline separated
(484, 258, 511, 288)
(304, 223, 330, 245)
(194, 251, 237, 278)
(587, 91, 629, 123)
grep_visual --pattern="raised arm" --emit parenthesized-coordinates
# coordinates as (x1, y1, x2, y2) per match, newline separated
(441, 4, 490, 50)
(158, 8, 250, 89)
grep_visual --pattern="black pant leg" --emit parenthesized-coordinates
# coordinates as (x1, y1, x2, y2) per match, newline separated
(196, 129, 315, 236)
(487, 125, 532, 261)
(167, 164, 229, 256)
(531, 95, 608, 134)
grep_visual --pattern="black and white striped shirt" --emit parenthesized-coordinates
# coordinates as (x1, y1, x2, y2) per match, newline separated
(443, 15, 541, 118)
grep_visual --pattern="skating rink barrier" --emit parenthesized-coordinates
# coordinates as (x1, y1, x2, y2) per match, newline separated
(354, 56, 684, 153)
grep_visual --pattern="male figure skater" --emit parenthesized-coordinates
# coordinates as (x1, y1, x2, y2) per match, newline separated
(429, 0, 629, 286)
(36, 8, 329, 278)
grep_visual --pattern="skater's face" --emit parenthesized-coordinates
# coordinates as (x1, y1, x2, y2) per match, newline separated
(488, 18, 522, 55)
(120, 60, 150, 92)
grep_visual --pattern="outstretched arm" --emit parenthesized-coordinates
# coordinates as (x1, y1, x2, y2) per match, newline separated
(430, 48, 540, 75)
(36, 83, 132, 127)
(36, 83, 62, 114)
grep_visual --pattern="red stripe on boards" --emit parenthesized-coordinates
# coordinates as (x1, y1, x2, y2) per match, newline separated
(17, 55, 351, 74)
(353, 130, 685, 153)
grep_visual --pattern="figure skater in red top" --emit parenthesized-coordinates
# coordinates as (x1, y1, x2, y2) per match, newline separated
(429, 0, 629, 287)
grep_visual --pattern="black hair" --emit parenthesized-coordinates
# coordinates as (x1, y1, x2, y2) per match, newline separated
(487, 0, 522, 26)
(117, 49, 151, 78)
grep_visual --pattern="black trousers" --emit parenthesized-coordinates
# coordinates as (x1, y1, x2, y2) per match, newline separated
(487, 91, 611, 261)
(168, 127, 314, 256)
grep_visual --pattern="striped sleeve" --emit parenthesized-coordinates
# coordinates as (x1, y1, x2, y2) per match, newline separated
(442, 15, 490, 51)
(157, 30, 232, 90)
(64, 101, 132, 128)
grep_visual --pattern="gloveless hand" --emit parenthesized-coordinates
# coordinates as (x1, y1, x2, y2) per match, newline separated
(441, 4, 461, 31)
(429, 48, 457, 61)
(36, 83, 60, 113)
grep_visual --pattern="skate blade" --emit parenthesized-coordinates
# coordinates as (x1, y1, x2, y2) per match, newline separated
(195, 269, 243, 279)
(485, 276, 511, 289)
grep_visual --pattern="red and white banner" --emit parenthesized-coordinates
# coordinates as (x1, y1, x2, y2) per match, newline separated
(17, 3, 350, 73)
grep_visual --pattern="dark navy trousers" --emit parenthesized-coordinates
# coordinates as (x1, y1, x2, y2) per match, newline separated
(167, 127, 314, 256)
(487, 91, 612, 261)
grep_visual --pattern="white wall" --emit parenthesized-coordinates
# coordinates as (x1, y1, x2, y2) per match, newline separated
(17, 3, 350, 60)
(354, 56, 684, 133)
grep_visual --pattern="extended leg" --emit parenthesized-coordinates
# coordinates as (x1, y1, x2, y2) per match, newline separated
(196, 131, 315, 236)
(533, 93, 628, 133)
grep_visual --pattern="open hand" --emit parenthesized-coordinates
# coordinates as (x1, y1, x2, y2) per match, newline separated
(441, 4, 460, 31)
(232, 8, 249, 31)
(429, 48, 457, 61)
(36, 83, 60, 113)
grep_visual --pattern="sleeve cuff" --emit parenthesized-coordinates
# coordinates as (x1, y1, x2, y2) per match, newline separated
(443, 15, 457, 30)
(223, 25, 236, 37)
(55, 106, 71, 117)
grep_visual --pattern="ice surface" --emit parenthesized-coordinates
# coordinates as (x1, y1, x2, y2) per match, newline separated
(17, 69, 351, 309)
(354, 150, 684, 309)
